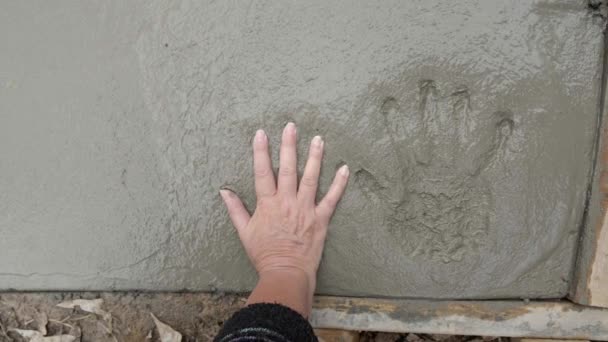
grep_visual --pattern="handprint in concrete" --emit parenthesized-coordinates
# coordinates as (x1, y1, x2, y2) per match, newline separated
(356, 80, 514, 263)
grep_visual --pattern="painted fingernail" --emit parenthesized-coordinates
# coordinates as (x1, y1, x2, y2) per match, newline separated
(255, 129, 266, 143)
(312, 135, 323, 147)
(339, 164, 349, 176)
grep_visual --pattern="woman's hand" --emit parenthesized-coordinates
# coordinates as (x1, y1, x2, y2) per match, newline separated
(220, 122, 349, 316)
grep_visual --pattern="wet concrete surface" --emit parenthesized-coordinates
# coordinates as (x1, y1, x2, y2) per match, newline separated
(0, 1, 604, 298)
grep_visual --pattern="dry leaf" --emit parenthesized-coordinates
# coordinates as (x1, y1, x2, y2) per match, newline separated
(151, 314, 182, 342)
(14, 305, 48, 335)
(57, 299, 111, 321)
(34, 312, 48, 335)
(11, 329, 75, 342)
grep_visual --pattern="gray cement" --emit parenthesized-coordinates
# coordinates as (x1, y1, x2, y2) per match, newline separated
(0, 1, 604, 298)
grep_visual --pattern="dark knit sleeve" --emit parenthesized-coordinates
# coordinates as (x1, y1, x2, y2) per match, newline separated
(214, 303, 317, 342)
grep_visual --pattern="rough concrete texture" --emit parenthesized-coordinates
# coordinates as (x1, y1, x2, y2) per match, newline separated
(0, 1, 604, 298)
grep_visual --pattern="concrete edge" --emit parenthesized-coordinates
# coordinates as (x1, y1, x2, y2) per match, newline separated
(570, 3, 608, 308)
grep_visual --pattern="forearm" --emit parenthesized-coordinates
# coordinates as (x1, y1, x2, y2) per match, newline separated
(247, 269, 313, 318)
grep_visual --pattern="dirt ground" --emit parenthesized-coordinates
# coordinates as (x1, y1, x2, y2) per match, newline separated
(0, 292, 510, 342)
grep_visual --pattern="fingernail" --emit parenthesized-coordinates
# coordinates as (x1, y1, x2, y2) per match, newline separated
(285, 122, 296, 133)
(339, 164, 349, 176)
(312, 135, 323, 147)
(255, 129, 266, 143)
(219, 189, 232, 200)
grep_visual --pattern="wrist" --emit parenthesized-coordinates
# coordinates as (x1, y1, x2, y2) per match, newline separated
(249, 267, 315, 317)
(260, 265, 316, 286)
(258, 267, 312, 289)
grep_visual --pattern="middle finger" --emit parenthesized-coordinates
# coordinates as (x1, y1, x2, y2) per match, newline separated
(278, 122, 298, 197)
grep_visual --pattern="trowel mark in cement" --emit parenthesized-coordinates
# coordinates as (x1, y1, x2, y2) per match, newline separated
(356, 80, 515, 263)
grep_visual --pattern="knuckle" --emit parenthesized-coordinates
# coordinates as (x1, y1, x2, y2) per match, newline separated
(254, 167, 271, 178)
(300, 176, 317, 188)
(256, 196, 274, 207)
(280, 199, 293, 216)
(279, 166, 296, 177)
(257, 196, 269, 205)
(323, 197, 337, 209)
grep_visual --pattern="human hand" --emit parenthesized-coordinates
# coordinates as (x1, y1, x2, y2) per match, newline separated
(220, 122, 349, 301)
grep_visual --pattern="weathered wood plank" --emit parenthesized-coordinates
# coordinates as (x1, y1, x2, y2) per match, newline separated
(314, 329, 360, 342)
(572, 104, 608, 307)
(511, 339, 589, 342)
(311, 297, 608, 340)
(587, 215, 608, 306)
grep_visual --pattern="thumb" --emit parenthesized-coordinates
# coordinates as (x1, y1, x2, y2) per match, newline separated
(220, 189, 251, 231)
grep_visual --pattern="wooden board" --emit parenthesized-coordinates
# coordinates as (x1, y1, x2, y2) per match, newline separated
(314, 329, 360, 342)
(311, 297, 608, 340)
(0, 292, 606, 339)
(571, 29, 608, 308)
(587, 217, 608, 306)
(511, 339, 589, 342)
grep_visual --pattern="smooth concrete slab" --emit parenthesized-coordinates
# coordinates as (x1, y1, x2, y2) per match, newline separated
(0, 0, 604, 298)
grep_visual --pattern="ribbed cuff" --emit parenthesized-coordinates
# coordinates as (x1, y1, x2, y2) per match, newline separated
(215, 303, 317, 342)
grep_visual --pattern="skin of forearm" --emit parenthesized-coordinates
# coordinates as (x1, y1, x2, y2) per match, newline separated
(246, 269, 313, 318)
